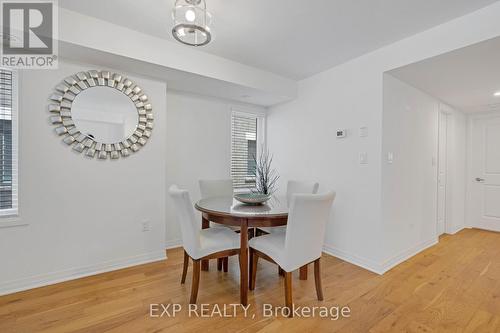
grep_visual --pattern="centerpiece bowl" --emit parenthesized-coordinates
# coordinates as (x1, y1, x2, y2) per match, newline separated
(234, 193, 271, 205)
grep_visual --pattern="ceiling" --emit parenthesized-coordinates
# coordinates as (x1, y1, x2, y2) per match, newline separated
(59, 42, 288, 107)
(59, 0, 499, 80)
(389, 36, 500, 113)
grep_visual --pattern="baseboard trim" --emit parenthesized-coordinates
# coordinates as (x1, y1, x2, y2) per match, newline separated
(1, 238, 440, 296)
(165, 239, 182, 249)
(0, 250, 166, 296)
(379, 237, 438, 274)
(323, 237, 439, 275)
(322, 244, 383, 275)
(446, 226, 465, 235)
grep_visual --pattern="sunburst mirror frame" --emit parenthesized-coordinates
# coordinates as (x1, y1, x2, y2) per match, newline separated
(48, 70, 153, 160)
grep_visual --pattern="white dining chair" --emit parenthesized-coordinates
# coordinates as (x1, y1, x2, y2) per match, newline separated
(169, 185, 241, 304)
(248, 192, 336, 317)
(257, 180, 319, 235)
(199, 179, 239, 272)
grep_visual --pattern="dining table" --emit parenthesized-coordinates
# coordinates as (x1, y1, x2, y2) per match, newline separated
(195, 195, 310, 306)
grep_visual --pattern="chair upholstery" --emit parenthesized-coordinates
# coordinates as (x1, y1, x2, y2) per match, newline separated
(249, 192, 335, 272)
(199, 179, 239, 231)
(259, 180, 319, 234)
(286, 180, 320, 204)
(169, 185, 240, 260)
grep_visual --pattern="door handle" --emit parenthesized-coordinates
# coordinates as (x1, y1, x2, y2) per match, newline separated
(475, 178, 485, 183)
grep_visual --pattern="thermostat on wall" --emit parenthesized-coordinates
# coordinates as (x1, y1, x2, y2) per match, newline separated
(336, 129, 346, 138)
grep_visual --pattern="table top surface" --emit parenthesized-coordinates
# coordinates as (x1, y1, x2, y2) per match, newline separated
(195, 196, 289, 218)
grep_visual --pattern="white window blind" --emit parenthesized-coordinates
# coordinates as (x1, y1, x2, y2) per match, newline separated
(231, 112, 258, 189)
(0, 68, 18, 217)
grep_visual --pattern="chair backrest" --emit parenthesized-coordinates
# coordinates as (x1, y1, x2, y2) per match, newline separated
(284, 192, 336, 271)
(286, 180, 319, 205)
(199, 179, 234, 199)
(169, 185, 200, 257)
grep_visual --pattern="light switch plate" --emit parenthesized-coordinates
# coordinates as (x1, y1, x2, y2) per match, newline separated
(387, 152, 394, 164)
(359, 152, 368, 164)
(142, 220, 151, 232)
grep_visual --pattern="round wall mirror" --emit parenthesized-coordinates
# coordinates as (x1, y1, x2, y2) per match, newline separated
(48, 70, 154, 160)
(71, 87, 139, 144)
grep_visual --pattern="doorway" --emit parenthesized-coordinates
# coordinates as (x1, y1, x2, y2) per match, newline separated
(468, 113, 500, 232)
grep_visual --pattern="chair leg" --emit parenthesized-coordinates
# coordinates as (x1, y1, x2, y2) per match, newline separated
(217, 258, 223, 271)
(190, 260, 201, 304)
(284, 272, 293, 317)
(299, 264, 308, 280)
(248, 249, 253, 288)
(223, 257, 228, 272)
(181, 250, 189, 284)
(249, 249, 258, 290)
(314, 258, 323, 301)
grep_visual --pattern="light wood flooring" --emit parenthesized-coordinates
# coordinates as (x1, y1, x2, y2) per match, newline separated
(1, 228, 499, 332)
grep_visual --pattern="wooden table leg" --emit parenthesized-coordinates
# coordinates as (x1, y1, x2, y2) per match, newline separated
(201, 217, 210, 271)
(240, 220, 248, 306)
(299, 264, 308, 280)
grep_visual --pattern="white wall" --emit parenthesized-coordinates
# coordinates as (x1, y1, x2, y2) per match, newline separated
(380, 75, 466, 267)
(164, 91, 265, 246)
(381, 75, 439, 265)
(0, 60, 167, 295)
(382, 74, 466, 266)
(267, 64, 384, 270)
(267, 2, 500, 273)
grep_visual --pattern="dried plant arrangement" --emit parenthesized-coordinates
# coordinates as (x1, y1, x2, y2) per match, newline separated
(252, 146, 280, 195)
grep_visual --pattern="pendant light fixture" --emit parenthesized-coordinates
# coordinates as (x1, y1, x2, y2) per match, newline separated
(172, 0, 213, 47)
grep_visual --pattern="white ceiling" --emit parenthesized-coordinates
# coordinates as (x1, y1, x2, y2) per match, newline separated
(389, 36, 500, 113)
(59, 0, 499, 80)
(59, 41, 288, 107)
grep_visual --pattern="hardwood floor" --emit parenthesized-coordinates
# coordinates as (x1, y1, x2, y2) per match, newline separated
(1, 228, 499, 332)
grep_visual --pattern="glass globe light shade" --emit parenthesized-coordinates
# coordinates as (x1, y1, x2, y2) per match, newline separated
(172, 0, 213, 47)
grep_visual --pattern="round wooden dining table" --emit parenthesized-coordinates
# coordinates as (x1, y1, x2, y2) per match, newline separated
(195, 196, 289, 306)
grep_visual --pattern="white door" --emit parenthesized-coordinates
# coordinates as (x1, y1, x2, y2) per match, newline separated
(437, 111, 448, 236)
(469, 115, 500, 232)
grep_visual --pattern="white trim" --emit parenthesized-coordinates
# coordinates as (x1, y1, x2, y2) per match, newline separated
(322, 244, 383, 275)
(323, 237, 438, 275)
(0, 68, 19, 219)
(230, 105, 267, 118)
(0, 250, 166, 296)
(378, 238, 438, 274)
(165, 238, 182, 249)
(0, 216, 27, 228)
(436, 108, 449, 237)
(445, 226, 466, 235)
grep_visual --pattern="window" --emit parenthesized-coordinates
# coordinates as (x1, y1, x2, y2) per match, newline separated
(0, 68, 18, 217)
(231, 111, 264, 189)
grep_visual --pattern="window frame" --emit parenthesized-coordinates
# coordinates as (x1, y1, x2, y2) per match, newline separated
(0, 67, 19, 220)
(230, 108, 266, 192)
